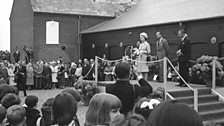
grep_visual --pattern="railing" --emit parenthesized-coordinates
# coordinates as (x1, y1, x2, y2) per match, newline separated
(212, 57, 224, 89)
(94, 56, 199, 112)
(166, 57, 198, 112)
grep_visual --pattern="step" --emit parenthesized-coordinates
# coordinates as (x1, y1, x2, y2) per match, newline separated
(189, 102, 224, 112)
(175, 94, 218, 104)
(210, 118, 224, 125)
(168, 88, 211, 98)
(199, 109, 224, 121)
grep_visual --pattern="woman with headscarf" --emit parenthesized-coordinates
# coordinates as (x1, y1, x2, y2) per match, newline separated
(137, 32, 151, 80)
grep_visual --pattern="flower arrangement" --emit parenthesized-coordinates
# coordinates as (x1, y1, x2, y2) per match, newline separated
(191, 55, 224, 86)
(76, 80, 99, 106)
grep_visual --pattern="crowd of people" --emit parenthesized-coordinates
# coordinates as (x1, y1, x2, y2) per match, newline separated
(0, 61, 217, 126)
(0, 28, 219, 126)
(0, 57, 99, 96)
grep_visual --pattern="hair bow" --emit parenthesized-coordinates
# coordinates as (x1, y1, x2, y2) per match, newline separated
(140, 99, 160, 109)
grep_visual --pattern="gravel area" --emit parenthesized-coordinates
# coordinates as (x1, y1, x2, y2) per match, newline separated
(18, 81, 224, 126)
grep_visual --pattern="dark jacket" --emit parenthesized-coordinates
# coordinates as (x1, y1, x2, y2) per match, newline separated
(25, 107, 41, 126)
(82, 64, 91, 79)
(16, 65, 26, 90)
(39, 106, 53, 126)
(106, 79, 152, 115)
(178, 37, 191, 62)
(42, 66, 52, 79)
(13, 51, 20, 62)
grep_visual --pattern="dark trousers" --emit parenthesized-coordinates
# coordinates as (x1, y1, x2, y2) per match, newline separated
(43, 77, 51, 89)
(35, 77, 42, 89)
(157, 62, 164, 82)
(17, 80, 27, 96)
(179, 61, 189, 85)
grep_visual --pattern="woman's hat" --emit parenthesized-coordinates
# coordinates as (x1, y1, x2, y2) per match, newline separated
(140, 32, 148, 39)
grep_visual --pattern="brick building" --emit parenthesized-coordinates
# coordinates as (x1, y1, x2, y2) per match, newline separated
(10, 0, 131, 62)
(81, 0, 224, 62)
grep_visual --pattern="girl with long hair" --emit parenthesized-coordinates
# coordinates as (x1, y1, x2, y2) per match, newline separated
(85, 93, 123, 126)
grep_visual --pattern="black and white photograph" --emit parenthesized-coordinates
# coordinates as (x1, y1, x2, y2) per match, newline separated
(0, 0, 224, 126)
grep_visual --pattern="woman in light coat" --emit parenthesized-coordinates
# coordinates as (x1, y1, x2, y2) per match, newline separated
(137, 32, 151, 80)
(26, 63, 34, 89)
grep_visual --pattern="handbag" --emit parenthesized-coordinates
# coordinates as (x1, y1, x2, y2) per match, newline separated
(146, 55, 151, 61)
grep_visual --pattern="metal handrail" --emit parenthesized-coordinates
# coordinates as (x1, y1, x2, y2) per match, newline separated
(167, 58, 194, 91)
(166, 58, 198, 111)
(166, 92, 175, 100)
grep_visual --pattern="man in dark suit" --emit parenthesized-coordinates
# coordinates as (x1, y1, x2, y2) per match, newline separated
(15, 61, 27, 96)
(156, 31, 169, 82)
(106, 62, 153, 115)
(176, 29, 191, 87)
(82, 59, 91, 80)
(13, 48, 20, 63)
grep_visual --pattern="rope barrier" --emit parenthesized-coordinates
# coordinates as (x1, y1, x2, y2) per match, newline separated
(167, 58, 194, 91)
(170, 58, 178, 63)
(128, 58, 164, 64)
(217, 57, 224, 61)
(189, 60, 197, 63)
(96, 56, 123, 63)
(82, 64, 95, 79)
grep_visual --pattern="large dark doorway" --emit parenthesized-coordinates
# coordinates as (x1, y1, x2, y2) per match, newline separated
(109, 46, 124, 60)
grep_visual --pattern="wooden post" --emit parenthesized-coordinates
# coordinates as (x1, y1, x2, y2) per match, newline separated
(212, 59, 216, 89)
(163, 57, 167, 100)
(194, 89, 198, 112)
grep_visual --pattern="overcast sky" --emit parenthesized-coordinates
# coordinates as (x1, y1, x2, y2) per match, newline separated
(0, 0, 13, 51)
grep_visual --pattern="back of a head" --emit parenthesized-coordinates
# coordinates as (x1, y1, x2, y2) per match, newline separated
(133, 97, 160, 120)
(6, 105, 26, 126)
(146, 100, 203, 126)
(0, 105, 6, 123)
(25, 95, 38, 108)
(0, 84, 16, 101)
(85, 93, 122, 125)
(41, 98, 54, 126)
(115, 62, 130, 79)
(124, 113, 146, 126)
(62, 88, 81, 102)
(1, 93, 21, 109)
(52, 92, 77, 126)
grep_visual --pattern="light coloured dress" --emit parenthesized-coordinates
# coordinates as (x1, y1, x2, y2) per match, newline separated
(137, 41, 151, 73)
(8, 68, 16, 86)
(26, 65, 34, 86)
(50, 65, 59, 83)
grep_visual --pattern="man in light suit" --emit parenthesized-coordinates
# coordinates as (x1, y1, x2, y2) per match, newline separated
(156, 32, 169, 82)
(176, 29, 191, 87)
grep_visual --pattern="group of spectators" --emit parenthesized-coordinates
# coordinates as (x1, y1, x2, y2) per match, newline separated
(0, 51, 10, 62)
(0, 57, 98, 96)
(0, 61, 214, 126)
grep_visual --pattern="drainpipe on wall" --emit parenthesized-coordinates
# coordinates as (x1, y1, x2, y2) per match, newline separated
(77, 15, 81, 59)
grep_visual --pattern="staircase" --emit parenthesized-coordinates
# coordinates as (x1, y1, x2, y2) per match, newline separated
(168, 88, 224, 125)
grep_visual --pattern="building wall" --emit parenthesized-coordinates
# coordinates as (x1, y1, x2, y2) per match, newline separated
(82, 18, 224, 61)
(10, 0, 34, 62)
(33, 12, 112, 62)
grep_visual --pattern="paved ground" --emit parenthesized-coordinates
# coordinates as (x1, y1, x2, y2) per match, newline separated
(19, 81, 224, 126)
(19, 88, 88, 126)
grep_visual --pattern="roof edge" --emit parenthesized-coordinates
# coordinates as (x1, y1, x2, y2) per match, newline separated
(33, 11, 116, 18)
(81, 16, 224, 34)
